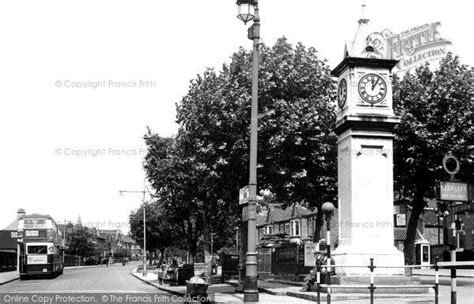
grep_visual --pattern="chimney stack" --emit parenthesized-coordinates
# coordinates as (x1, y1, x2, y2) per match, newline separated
(17, 208, 26, 219)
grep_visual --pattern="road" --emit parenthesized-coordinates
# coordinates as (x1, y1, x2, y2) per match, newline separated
(0, 262, 156, 293)
(0, 262, 183, 304)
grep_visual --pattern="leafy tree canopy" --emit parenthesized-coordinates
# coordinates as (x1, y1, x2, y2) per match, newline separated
(142, 37, 338, 256)
(393, 53, 473, 263)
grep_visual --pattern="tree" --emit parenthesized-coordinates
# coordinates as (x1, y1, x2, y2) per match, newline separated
(175, 37, 337, 241)
(113, 248, 129, 260)
(393, 54, 473, 264)
(143, 131, 235, 266)
(142, 38, 337, 280)
(129, 200, 178, 265)
(65, 228, 97, 258)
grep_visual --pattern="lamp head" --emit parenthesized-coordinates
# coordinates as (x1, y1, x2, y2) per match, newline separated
(322, 202, 335, 215)
(236, 0, 256, 24)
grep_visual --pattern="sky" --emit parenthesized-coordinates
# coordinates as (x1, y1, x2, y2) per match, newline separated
(0, 0, 472, 234)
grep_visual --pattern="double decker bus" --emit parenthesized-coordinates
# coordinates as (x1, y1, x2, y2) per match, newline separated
(17, 214, 64, 279)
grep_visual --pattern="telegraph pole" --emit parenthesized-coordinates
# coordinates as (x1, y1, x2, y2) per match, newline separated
(119, 189, 147, 276)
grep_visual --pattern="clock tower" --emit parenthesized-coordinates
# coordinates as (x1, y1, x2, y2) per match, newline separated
(331, 8, 404, 275)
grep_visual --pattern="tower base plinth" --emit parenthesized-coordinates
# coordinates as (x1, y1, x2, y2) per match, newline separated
(333, 245, 404, 276)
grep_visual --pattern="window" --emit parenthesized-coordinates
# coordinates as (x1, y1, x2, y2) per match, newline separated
(27, 245, 47, 254)
(285, 223, 290, 234)
(290, 220, 300, 236)
(266, 225, 273, 235)
(290, 220, 301, 236)
(24, 219, 47, 229)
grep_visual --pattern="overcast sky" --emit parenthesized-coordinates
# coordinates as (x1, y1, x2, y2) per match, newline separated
(0, 0, 472, 233)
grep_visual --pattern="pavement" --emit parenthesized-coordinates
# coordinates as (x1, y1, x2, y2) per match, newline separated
(0, 270, 19, 285)
(413, 268, 474, 287)
(132, 271, 317, 304)
(132, 268, 474, 304)
(226, 279, 436, 301)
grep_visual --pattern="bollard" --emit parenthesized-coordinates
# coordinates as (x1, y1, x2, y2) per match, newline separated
(323, 205, 334, 304)
(450, 250, 457, 304)
(451, 266, 457, 304)
(316, 260, 321, 304)
(434, 257, 439, 304)
(368, 258, 376, 304)
(326, 244, 332, 304)
(326, 261, 331, 304)
(326, 224, 332, 304)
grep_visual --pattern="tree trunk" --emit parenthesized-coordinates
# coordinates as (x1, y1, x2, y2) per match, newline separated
(403, 189, 425, 265)
(203, 222, 212, 282)
(186, 219, 197, 265)
(188, 240, 197, 265)
(158, 247, 165, 266)
(313, 210, 324, 243)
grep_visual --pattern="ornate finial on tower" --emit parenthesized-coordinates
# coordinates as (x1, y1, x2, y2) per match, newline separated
(349, 0, 371, 58)
(358, 0, 369, 24)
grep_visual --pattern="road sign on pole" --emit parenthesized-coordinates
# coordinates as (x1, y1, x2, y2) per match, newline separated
(242, 204, 257, 222)
(439, 181, 469, 201)
(239, 186, 250, 205)
(442, 154, 460, 176)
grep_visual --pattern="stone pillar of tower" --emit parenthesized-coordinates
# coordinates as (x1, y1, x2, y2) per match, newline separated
(331, 12, 404, 276)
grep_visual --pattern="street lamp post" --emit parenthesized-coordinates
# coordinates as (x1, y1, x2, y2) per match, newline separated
(236, 0, 260, 302)
(119, 190, 147, 276)
(322, 202, 335, 304)
(143, 201, 147, 277)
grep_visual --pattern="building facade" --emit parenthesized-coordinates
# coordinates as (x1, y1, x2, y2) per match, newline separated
(256, 202, 338, 249)
(0, 209, 27, 271)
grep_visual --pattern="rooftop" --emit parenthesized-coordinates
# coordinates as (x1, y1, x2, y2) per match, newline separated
(257, 203, 317, 227)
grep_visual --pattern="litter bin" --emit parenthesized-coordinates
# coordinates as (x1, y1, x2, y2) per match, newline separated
(178, 264, 195, 285)
(185, 276, 209, 304)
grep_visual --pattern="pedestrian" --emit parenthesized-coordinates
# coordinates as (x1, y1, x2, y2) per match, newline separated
(301, 241, 335, 292)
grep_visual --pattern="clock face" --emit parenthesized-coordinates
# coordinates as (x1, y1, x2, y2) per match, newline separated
(358, 73, 387, 104)
(337, 78, 347, 109)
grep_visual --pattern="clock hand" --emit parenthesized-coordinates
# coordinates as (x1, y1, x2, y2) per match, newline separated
(372, 78, 379, 90)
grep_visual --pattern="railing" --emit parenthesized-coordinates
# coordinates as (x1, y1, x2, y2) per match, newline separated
(270, 243, 311, 278)
(312, 258, 474, 304)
